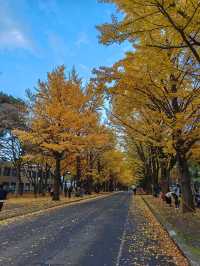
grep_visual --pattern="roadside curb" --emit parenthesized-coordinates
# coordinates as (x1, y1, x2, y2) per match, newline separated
(0, 192, 115, 225)
(141, 196, 199, 266)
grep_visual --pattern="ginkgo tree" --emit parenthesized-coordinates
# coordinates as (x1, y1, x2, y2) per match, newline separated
(15, 66, 102, 200)
(96, 0, 200, 212)
(93, 42, 200, 212)
(98, 149, 135, 189)
(98, 0, 200, 63)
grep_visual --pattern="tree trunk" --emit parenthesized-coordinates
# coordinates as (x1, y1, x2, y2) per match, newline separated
(177, 151, 195, 213)
(16, 165, 23, 196)
(143, 167, 153, 194)
(104, 181, 109, 192)
(76, 155, 81, 187)
(41, 168, 46, 196)
(87, 151, 94, 194)
(53, 156, 61, 201)
(160, 164, 170, 194)
(33, 184, 38, 198)
(43, 163, 49, 195)
(151, 150, 159, 192)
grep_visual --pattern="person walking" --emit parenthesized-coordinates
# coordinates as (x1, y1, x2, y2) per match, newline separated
(0, 185, 8, 212)
(68, 185, 73, 198)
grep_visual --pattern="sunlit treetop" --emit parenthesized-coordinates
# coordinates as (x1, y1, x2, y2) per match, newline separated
(98, 0, 200, 63)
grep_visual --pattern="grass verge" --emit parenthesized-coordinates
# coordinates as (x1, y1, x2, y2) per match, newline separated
(142, 195, 200, 266)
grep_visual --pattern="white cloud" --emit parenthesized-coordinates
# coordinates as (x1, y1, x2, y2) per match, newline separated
(0, 29, 31, 50)
(0, 1, 34, 51)
(75, 32, 89, 47)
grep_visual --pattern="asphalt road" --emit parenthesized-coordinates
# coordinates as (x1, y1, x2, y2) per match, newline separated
(0, 192, 131, 266)
(0, 192, 177, 266)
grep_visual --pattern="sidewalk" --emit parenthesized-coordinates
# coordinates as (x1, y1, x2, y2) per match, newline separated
(0, 193, 108, 222)
(142, 195, 200, 266)
(127, 196, 189, 265)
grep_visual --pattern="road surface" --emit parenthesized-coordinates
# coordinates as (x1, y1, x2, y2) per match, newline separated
(0, 192, 177, 266)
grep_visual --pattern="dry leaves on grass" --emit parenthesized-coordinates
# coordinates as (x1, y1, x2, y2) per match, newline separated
(0, 194, 102, 224)
(134, 196, 189, 266)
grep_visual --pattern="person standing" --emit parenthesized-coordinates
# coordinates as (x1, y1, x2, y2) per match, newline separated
(165, 191, 172, 206)
(173, 192, 180, 209)
(64, 185, 68, 198)
(0, 185, 8, 212)
(68, 185, 73, 198)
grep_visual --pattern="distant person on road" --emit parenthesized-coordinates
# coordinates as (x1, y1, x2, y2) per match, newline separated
(0, 185, 8, 212)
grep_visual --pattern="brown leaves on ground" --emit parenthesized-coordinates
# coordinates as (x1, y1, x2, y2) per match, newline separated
(0, 193, 104, 224)
(143, 195, 200, 253)
(133, 196, 189, 266)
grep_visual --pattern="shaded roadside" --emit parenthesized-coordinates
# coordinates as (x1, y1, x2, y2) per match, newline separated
(142, 195, 200, 266)
(119, 195, 189, 266)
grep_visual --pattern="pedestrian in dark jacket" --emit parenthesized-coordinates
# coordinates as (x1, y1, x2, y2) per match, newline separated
(0, 185, 8, 211)
(68, 186, 73, 198)
(64, 185, 68, 198)
(173, 192, 180, 209)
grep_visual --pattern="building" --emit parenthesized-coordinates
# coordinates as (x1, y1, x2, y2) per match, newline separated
(0, 161, 53, 193)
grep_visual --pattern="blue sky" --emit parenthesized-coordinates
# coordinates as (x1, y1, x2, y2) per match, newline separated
(0, 0, 131, 99)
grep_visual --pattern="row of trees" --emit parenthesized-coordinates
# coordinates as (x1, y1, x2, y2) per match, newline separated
(94, 0, 200, 212)
(3, 0, 199, 210)
(0, 67, 134, 200)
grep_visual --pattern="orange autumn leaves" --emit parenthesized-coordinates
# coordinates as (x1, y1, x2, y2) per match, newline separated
(95, 0, 200, 212)
(15, 66, 105, 158)
(14, 66, 135, 197)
